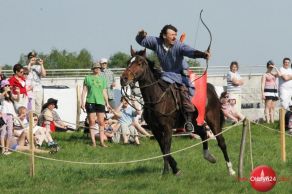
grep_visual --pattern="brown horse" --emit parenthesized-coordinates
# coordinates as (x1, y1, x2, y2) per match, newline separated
(120, 48, 235, 176)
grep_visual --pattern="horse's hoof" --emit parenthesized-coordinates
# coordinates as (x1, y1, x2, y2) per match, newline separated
(203, 150, 217, 163)
(226, 162, 236, 176)
(174, 170, 182, 176)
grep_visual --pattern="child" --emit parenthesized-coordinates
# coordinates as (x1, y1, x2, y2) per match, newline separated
(220, 92, 244, 123)
(285, 101, 292, 134)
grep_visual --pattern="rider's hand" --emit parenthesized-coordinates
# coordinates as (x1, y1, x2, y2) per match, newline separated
(137, 29, 147, 38)
(205, 51, 211, 60)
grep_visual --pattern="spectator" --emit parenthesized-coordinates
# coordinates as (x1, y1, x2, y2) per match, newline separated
(8, 129, 49, 154)
(279, 57, 292, 110)
(226, 61, 244, 112)
(27, 51, 46, 114)
(81, 62, 110, 147)
(220, 92, 244, 123)
(100, 58, 116, 108)
(261, 60, 281, 124)
(22, 67, 33, 110)
(109, 97, 140, 144)
(0, 79, 19, 155)
(8, 64, 27, 110)
(0, 67, 7, 84)
(0, 112, 14, 155)
(39, 98, 73, 132)
(285, 101, 292, 134)
(13, 106, 28, 137)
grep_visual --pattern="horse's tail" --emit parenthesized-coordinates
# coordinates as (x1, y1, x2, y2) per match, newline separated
(220, 109, 225, 129)
(206, 83, 225, 129)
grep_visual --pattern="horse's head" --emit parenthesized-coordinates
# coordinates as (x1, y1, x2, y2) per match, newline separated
(120, 47, 148, 87)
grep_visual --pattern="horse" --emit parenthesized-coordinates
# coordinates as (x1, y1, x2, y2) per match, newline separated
(120, 48, 236, 176)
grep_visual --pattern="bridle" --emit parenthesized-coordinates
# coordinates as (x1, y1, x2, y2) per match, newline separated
(121, 56, 178, 116)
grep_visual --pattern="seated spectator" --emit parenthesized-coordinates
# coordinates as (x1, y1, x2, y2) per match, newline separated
(90, 118, 116, 143)
(220, 92, 244, 123)
(13, 106, 28, 137)
(285, 101, 292, 134)
(13, 106, 57, 148)
(8, 129, 50, 154)
(39, 98, 74, 132)
(109, 97, 140, 144)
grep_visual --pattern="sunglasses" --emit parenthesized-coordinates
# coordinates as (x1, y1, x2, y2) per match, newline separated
(224, 96, 229, 98)
(18, 71, 24, 74)
(4, 85, 10, 87)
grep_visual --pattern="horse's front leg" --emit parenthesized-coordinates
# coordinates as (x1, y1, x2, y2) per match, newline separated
(152, 129, 170, 174)
(195, 125, 217, 163)
(163, 127, 180, 175)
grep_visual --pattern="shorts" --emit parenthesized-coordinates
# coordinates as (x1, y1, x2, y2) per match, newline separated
(85, 103, 105, 114)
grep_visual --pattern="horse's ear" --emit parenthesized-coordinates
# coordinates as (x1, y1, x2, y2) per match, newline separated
(130, 45, 136, 57)
(142, 48, 147, 57)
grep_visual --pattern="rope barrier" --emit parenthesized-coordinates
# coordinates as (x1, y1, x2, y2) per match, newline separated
(250, 121, 292, 137)
(1, 122, 240, 165)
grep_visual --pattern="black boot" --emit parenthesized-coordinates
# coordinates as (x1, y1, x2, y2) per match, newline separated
(184, 112, 194, 132)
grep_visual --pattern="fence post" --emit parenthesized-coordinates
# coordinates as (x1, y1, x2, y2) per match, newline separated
(238, 118, 248, 178)
(29, 111, 35, 177)
(279, 108, 286, 162)
(76, 85, 81, 130)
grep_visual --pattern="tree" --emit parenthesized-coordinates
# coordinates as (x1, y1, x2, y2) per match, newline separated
(109, 52, 130, 68)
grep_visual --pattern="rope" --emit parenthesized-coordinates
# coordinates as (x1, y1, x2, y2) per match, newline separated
(1, 122, 240, 165)
(250, 121, 292, 137)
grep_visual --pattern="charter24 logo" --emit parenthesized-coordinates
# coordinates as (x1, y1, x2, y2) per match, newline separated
(236, 165, 290, 192)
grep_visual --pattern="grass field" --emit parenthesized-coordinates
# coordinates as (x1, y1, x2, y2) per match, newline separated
(0, 122, 291, 194)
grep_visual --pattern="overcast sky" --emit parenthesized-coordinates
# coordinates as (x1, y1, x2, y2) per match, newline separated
(1, 0, 292, 71)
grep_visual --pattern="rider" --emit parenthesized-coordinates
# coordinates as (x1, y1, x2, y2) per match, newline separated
(136, 24, 211, 132)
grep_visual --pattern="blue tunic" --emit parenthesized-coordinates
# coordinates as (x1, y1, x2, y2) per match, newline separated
(136, 35, 197, 95)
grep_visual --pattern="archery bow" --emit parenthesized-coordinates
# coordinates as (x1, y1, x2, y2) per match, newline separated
(192, 9, 212, 82)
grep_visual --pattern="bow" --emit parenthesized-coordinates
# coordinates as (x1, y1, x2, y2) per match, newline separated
(192, 9, 212, 82)
(200, 9, 212, 54)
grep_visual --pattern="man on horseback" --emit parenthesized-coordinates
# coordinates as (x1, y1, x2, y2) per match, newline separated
(136, 24, 210, 132)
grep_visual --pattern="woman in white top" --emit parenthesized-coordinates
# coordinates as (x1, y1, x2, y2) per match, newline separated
(279, 57, 292, 110)
(226, 61, 244, 112)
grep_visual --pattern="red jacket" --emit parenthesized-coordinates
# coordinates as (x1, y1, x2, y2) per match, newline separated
(8, 75, 27, 96)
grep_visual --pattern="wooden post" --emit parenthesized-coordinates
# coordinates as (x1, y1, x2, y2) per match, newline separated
(279, 108, 286, 162)
(76, 85, 81, 130)
(29, 111, 35, 177)
(238, 118, 248, 179)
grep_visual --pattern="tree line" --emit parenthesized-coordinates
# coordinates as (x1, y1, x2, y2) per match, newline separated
(2, 48, 201, 70)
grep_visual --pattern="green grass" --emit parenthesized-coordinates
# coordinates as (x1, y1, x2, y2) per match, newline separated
(0, 122, 291, 194)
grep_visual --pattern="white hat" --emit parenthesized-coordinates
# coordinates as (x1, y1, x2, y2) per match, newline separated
(99, 58, 108, 64)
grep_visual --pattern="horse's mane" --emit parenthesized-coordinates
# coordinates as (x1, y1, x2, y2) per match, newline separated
(133, 50, 162, 79)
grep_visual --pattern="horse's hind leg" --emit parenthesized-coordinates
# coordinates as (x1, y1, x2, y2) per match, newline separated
(195, 124, 216, 163)
(216, 134, 236, 175)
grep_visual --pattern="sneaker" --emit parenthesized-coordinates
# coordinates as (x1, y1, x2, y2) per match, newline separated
(184, 122, 194, 132)
(3, 151, 12, 155)
(288, 129, 292, 135)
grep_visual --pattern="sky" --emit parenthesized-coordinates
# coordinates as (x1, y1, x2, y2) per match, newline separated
(1, 0, 292, 73)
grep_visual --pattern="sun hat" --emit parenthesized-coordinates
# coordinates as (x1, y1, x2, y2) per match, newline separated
(42, 98, 58, 109)
(99, 58, 108, 64)
(91, 62, 101, 70)
(0, 79, 10, 88)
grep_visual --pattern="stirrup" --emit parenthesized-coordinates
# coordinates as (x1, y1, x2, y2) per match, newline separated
(184, 122, 194, 132)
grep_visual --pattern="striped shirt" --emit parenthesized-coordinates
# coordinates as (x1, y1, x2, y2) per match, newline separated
(101, 69, 115, 100)
(227, 71, 241, 93)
